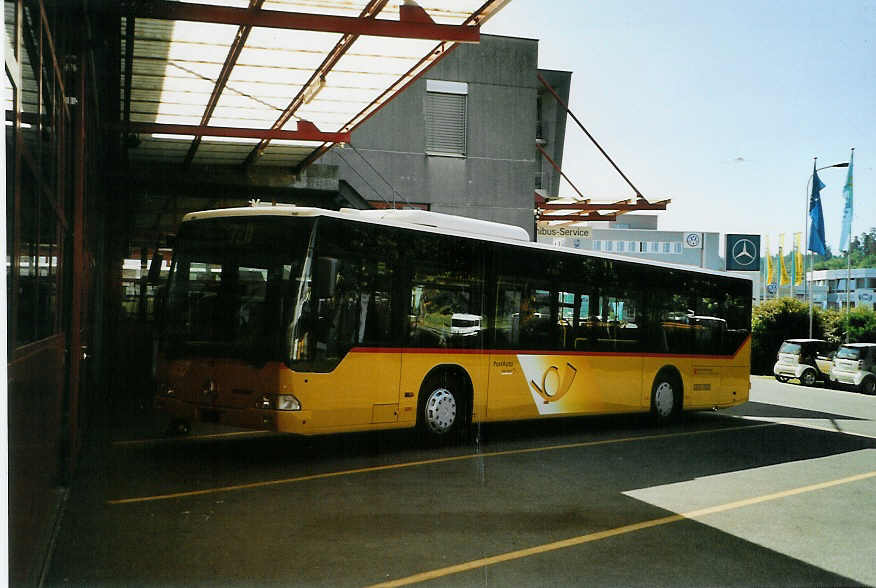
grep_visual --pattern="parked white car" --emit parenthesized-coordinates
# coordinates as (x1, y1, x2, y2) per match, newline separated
(773, 339, 834, 386)
(829, 343, 876, 395)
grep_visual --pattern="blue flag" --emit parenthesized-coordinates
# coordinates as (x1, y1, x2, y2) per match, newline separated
(839, 150, 854, 252)
(808, 165, 827, 255)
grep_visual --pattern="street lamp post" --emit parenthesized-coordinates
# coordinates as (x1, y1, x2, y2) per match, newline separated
(804, 158, 849, 337)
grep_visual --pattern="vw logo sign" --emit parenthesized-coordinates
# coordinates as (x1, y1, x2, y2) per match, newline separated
(767, 284, 777, 294)
(685, 233, 701, 248)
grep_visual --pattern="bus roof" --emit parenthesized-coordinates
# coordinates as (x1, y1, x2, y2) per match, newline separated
(181, 203, 753, 284)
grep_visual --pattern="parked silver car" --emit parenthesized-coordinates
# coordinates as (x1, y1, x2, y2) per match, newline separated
(773, 339, 834, 386)
(829, 343, 876, 394)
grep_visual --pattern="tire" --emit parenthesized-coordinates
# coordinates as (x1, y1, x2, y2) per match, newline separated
(800, 369, 817, 387)
(860, 376, 876, 396)
(417, 371, 467, 442)
(775, 375, 789, 383)
(651, 371, 681, 424)
(166, 419, 191, 436)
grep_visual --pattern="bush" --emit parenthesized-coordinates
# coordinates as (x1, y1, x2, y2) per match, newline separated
(752, 302, 876, 374)
(823, 307, 876, 344)
(821, 309, 845, 346)
(751, 298, 823, 375)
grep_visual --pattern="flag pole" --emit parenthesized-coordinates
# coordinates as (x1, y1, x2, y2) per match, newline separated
(844, 147, 855, 342)
(846, 250, 851, 338)
(807, 157, 816, 338)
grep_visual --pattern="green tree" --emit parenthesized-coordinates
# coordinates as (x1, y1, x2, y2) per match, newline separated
(800, 307, 876, 347)
(751, 298, 824, 375)
(812, 227, 876, 270)
(845, 307, 876, 342)
(820, 309, 846, 346)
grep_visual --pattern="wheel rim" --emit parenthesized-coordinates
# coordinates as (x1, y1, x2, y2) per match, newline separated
(802, 371, 815, 386)
(654, 381, 674, 417)
(424, 388, 457, 435)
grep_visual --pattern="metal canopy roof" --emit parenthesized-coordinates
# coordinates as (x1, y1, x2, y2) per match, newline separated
(121, 0, 510, 172)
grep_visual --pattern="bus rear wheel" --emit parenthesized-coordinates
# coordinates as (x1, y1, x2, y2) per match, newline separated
(417, 371, 467, 442)
(651, 371, 681, 424)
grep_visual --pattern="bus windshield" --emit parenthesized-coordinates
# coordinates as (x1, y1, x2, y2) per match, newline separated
(163, 215, 315, 362)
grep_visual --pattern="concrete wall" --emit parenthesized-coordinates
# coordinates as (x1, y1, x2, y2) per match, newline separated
(536, 68, 572, 197)
(322, 35, 568, 239)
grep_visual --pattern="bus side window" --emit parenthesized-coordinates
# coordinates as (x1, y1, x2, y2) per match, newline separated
(642, 268, 694, 354)
(495, 248, 573, 351)
(494, 287, 521, 347)
(406, 233, 484, 349)
(309, 220, 397, 371)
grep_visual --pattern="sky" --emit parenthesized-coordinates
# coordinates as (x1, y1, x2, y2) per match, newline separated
(482, 0, 875, 253)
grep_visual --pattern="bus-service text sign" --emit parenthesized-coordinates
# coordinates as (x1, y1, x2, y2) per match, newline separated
(536, 224, 592, 240)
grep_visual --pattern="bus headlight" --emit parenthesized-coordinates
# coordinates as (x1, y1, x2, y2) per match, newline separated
(277, 394, 301, 411)
(162, 385, 176, 398)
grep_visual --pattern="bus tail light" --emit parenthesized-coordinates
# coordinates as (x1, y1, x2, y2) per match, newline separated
(277, 394, 301, 411)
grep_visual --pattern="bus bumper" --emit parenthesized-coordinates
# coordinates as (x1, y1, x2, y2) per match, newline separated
(154, 396, 312, 434)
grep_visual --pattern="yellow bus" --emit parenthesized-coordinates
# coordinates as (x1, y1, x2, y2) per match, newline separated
(154, 203, 752, 439)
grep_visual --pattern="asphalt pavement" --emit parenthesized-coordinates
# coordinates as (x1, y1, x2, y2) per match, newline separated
(43, 377, 876, 587)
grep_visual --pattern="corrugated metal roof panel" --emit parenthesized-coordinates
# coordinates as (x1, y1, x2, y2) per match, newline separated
(121, 0, 509, 169)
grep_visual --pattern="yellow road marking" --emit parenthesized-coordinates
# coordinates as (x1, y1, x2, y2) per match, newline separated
(369, 470, 876, 587)
(107, 423, 775, 505)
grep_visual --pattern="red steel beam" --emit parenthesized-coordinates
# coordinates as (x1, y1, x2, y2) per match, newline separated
(538, 213, 618, 222)
(245, 0, 388, 167)
(184, 0, 265, 167)
(125, 121, 350, 143)
(536, 144, 587, 201)
(124, 1, 479, 42)
(539, 199, 671, 211)
(538, 72, 648, 203)
(291, 0, 509, 172)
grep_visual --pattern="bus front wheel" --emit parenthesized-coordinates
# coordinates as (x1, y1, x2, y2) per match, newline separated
(417, 371, 467, 442)
(651, 371, 681, 424)
(166, 419, 191, 436)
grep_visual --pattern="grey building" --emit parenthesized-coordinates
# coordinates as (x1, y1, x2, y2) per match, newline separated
(320, 35, 572, 238)
(808, 268, 876, 310)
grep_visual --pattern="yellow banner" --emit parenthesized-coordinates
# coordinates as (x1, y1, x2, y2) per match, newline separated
(794, 233, 804, 285)
(766, 235, 775, 284)
(779, 233, 790, 286)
